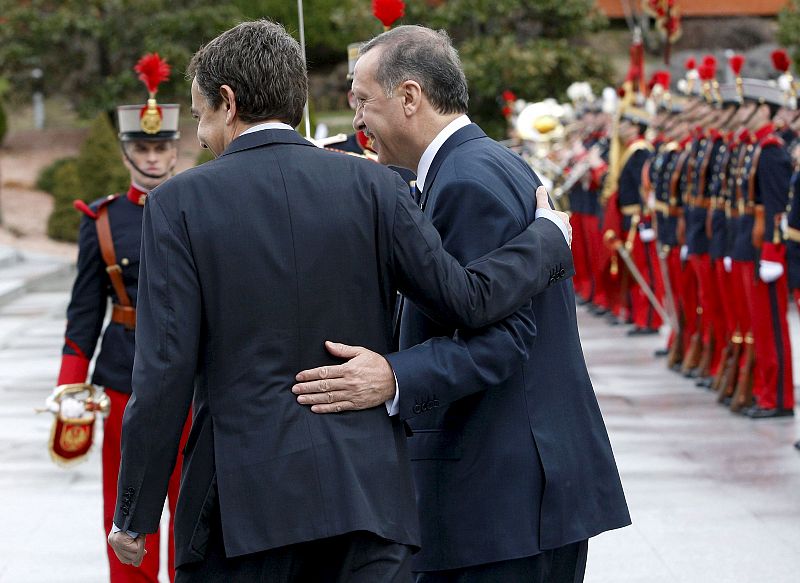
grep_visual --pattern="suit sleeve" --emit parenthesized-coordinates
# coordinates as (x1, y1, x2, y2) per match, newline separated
(114, 194, 200, 534)
(387, 177, 538, 416)
(58, 214, 108, 384)
(388, 174, 573, 329)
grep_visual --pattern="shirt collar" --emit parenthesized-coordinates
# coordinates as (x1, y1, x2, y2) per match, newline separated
(240, 122, 296, 136)
(416, 114, 471, 192)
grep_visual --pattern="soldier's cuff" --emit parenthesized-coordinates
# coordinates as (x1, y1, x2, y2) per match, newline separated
(57, 354, 90, 385)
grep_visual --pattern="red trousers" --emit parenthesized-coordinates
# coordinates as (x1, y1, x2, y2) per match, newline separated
(630, 237, 664, 330)
(571, 212, 589, 300)
(103, 389, 191, 583)
(734, 260, 765, 397)
(680, 257, 700, 354)
(750, 273, 795, 410)
(689, 254, 723, 374)
(713, 260, 737, 340)
(584, 215, 602, 300)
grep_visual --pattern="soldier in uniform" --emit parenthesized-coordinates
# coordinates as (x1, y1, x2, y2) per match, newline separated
(730, 79, 795, 417)
(54, 54, 189, 582)
(614, 109, 662, 334)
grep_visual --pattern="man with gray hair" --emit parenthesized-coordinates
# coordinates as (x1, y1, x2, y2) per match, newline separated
(293, 25, 630, 582)
(106, 19, 574, 582)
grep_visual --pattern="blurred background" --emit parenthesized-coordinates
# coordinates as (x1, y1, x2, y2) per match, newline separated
(2, 0, 800, 249)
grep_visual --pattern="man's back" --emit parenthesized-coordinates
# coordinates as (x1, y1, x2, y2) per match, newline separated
(131, 130, 422, 565)
(397, 125, 630, 571)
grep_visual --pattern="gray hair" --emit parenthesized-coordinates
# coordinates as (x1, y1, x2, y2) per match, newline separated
(187, 20, 307, 127)
(359, 25, 468, 115)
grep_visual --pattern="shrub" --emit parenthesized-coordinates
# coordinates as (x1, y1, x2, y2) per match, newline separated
(46, 160, 83, 242)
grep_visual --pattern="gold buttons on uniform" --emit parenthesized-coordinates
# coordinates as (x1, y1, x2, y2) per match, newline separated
(121, 258, 130, 266)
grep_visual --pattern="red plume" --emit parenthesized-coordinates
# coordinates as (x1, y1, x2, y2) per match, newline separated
(373, 0, 405, 28)
(729, 54, 745, 76)
(654, 70, 671, 89)
(134, 53, 171, 94)
(698, 63, 713, 82)
(771, 49, 791, 73)
(700, 55, 717, 79)
(685, 57, 696, 70)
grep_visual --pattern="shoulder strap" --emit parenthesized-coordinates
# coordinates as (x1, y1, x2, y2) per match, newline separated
(748, 144, 764, 204)
(95, 205, 133, 308)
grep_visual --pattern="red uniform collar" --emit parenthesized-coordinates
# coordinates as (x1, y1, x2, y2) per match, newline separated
(126, 184, 148, 206)
(678, 133, 693, 150)
(754, 123, 774, 143)
(736, 128, 751, 144)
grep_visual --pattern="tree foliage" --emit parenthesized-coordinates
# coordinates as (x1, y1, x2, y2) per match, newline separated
(402, 0, 612, 137)
(778, 0, 800, 66)
(0, 0, 242, 116)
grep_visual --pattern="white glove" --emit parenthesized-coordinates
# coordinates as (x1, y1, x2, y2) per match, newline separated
(639, 227, 656, 243)
(759, 260, 784, 283)
(44, 389, 61, 414)
(781, 213, 789, 236)
(60, 396, 90, 420)
(680, 245, 689, 261)
(723, 256, 733, 273)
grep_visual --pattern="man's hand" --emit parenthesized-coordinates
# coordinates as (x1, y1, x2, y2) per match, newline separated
(108, 531, 146, 567)
(535, 186, 572, 247)
(293, 341, 396, 413)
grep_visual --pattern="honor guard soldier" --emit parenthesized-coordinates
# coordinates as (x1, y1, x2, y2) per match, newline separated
(614, 107, 661, 333)
(52, 54, 190, 582)
(730, 74, 795, 417)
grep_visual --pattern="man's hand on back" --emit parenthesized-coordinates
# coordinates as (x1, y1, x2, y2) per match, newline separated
(534, 186, 572, 247)
(293, 341, 396, 413)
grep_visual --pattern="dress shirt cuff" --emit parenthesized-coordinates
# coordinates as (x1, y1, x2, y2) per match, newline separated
(385, 371, 400, 416)
(112, 523, 139, 539)
(535, 208, 569, 242)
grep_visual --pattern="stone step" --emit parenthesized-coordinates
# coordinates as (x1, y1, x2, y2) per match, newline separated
(0, 247, 73, 308)
(0, 246, 21, 270)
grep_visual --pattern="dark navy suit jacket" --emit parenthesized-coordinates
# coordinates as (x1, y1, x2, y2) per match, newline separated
(112, 129, 574, 567)
(386, 124, 631, 572)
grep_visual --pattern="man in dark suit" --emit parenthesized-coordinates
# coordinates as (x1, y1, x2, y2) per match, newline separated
(294, 25, 630, 582)
(106, 20, 573, 582)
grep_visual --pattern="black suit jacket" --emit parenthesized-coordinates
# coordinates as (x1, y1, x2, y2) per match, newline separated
(386, 124, 630, 571)
(113, 129, 573, 566)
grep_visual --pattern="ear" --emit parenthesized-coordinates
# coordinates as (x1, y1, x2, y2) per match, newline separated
(219, 85, 237, 125)
(398, 80, 423, 117)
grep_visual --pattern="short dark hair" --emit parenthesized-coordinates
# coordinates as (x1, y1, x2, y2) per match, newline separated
(359, 25, 468, 115)
(187, 19, 307, 127)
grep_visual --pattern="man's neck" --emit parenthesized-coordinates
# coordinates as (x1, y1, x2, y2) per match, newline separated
(227, 118, 289, 146)
(409, 112, 464, 170)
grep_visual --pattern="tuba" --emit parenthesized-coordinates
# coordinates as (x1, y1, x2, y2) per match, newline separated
(513, 99, 572, 205)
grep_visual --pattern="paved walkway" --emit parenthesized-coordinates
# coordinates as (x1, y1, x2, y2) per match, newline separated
(0, 255, 798, 582)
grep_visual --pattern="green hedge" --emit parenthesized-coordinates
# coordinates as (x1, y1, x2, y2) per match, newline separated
(44, 114, 128, 242)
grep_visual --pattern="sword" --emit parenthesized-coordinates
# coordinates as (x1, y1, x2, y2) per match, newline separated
(615, 242, 672, 327)
(656, 244, 680, 331)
